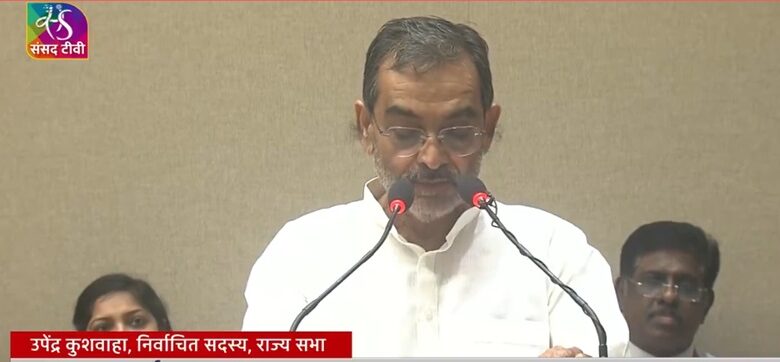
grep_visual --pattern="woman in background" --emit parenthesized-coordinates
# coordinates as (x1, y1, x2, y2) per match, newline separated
(73, 273, 172, 331)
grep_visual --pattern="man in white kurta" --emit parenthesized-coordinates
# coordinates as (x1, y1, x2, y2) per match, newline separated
(243, 16, 628, 357)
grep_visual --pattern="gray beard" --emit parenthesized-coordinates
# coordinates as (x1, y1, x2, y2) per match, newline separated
(372, 152, 480, 223)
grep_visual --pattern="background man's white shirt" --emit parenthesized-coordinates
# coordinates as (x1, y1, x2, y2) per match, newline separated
(626, 341, 713, 358)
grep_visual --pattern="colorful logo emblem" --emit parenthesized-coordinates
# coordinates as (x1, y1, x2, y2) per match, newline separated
(26, 3, 88, 60)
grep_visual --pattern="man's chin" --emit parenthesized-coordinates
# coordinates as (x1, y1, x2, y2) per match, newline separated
(407, 198, 465, 221)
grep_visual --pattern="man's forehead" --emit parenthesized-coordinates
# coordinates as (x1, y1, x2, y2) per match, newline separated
(374, 61, 481, 115)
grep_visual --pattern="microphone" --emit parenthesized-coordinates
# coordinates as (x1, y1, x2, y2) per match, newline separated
(289, 178, 414, 331)
(455, 176, 609, 358)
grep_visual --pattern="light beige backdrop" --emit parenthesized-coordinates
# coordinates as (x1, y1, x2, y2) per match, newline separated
(1, 2, 778, 358)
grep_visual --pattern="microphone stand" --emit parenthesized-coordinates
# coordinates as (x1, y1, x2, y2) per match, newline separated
(289, 207, 401, 332)
(479, 196, 608, 358)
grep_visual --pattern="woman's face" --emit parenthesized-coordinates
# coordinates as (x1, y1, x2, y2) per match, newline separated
(86, 291, 159, 331)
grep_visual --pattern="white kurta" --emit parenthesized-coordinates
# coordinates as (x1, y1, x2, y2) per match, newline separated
(242, 180, 629, 357)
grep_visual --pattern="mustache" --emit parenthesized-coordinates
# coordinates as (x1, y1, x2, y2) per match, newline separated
(406, 166, 457, 182)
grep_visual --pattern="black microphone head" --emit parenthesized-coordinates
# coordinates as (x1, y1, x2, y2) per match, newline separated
(387, 178, 414, 214)
(455, 175, 490, 207)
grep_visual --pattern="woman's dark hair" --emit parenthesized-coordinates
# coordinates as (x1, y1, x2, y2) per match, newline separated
(72, 273, 172, 331)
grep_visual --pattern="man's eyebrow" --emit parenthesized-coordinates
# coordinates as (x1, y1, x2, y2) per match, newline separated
(384, 105, 480, 121)
(444, 106, 480, 121)
(384, 105, 419, 119)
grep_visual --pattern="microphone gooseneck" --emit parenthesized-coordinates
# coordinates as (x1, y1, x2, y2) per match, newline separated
(289, 178, 414, 331)
(455, 176, 609, 358)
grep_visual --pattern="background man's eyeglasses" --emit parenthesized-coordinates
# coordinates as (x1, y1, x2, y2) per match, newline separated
(627, 278, 709, 303)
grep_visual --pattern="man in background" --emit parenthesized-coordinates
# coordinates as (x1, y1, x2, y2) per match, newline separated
(615, 221, 720, 357)
(242, 16, 628, 357)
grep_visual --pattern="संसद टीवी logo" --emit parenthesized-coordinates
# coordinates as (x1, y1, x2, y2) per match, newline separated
(26, 2, 88, 60)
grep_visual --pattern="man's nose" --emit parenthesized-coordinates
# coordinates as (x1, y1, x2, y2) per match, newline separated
(416, 137, 448, 170)
(659, 284, 680, 304)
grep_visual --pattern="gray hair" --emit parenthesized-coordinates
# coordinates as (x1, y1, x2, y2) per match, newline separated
(362, 16, 494, 115)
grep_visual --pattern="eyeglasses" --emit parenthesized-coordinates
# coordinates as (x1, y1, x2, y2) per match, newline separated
(627, 278, 709, 303)
(372, 118, 485, 158)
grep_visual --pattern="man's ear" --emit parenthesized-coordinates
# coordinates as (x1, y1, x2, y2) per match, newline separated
(354, 100, 374, 154)
(481, 103, 501, 153)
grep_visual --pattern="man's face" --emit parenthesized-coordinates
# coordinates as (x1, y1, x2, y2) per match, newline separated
(355, 57, 500, 222)
(616, 250, 713, 356)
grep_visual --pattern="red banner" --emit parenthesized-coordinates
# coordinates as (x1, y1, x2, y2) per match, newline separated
(10, 331, 352, 359)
